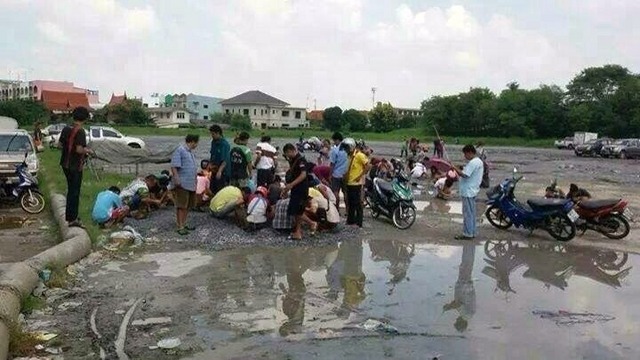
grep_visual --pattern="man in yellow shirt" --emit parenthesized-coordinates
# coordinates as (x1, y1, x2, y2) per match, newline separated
(210, 185, 245, 221)
(343, 138, 370, 227)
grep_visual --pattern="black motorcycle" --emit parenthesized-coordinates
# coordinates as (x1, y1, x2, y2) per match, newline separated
(0, 153, 45, 214)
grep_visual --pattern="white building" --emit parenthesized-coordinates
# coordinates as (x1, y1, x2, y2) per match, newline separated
(147, 107, 193, 128)
(220, 90, 308, 129)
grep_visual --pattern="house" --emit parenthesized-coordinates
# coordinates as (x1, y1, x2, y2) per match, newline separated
(219, 90, 308, 129)
(163, 93, 224, 121)
(147, 107, 193, 128)
(0, 80, 100, 106)
(108, 93, 127, 106)
(41, 90, 91, 114)
(394, 107, 423, 117)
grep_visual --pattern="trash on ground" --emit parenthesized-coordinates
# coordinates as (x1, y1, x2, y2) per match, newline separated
(108, 225, 145, 249)
(44, 347, 61, 354)
(358, 319, 399, 334)
(38, 269, 51, 282)
(532, 310, 615, 325)
(57, 301, 83, 311)
(45, 288, 72, 304)
(36, 332, 58, 341)
(157, 337, 181, 349)
(32, 281, 47, 297)
(132, 317, 172, 326)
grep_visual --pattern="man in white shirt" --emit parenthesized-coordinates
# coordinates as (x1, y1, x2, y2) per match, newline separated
(255, 136, 277, 187)
(452, 145, 484, 240)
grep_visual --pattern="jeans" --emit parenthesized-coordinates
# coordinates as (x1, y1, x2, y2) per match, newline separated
(346, 185, 363, 227)
(462, 196, 477, 237)
(63, 168, 83, 222)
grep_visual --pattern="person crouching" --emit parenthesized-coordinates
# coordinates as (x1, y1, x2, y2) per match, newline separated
(92, 186, 129, 228)
(246, 186, 270, 231)
(209, 185, 250, 227)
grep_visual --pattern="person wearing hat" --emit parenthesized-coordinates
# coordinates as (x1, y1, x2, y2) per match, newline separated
(247, 186, 270, 231)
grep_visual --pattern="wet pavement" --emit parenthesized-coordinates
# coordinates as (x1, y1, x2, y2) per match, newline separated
(0, 206, 58, 266)
(29, 239, 639, 359)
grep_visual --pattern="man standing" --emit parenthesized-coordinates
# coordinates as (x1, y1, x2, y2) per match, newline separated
(452, 145, 484, 240)
(58, 106, 92, 227)
(328, 132, 347, 210)
(171, 134, 199, 235)
(344, 138, 369, 228)
(281, 143, 311, 240)
(209, 125, 230, 195)
(255, 135, 277, 187)
(229, 131, 252, 188)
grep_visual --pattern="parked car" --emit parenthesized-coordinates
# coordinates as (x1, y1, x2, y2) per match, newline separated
(601, 139, 640, 159)
(0, 129, 39, 183)
(554, 137, 574, 150)
(574, 138, 613, 157)
(50, 126, 146, 149)
(41, 123, 67, 136)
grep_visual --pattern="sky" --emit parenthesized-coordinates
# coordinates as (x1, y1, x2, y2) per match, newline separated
(0, 0, 638, 109)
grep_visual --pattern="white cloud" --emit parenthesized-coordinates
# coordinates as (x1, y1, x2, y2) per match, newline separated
(37, 21, 69, 44)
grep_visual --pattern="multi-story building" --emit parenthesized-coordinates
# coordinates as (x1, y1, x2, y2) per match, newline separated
(220, 90, 308, 129)
(0, 79, 100, 108)
(394, 107, 423, 117)
(147, 107, 193, 128)
(164, 93, 224, 121)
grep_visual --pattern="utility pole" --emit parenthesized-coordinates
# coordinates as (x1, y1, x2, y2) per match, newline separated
(371, 87, 377, 108)
(313, 98, 317, 110)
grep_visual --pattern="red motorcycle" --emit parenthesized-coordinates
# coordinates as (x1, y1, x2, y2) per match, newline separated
(546, 181, 632, 240)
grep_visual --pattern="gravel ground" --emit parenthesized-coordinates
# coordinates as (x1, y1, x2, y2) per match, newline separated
(123, 208, 360, 251)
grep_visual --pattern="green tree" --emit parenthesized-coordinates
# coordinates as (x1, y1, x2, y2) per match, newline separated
(369, 102, 398, 133)
(230, 114, 252, 131)
(342, 109, 368, 131)
(0, 99, 49, 126)
(323, 106, 343, 131)
(210, 112, 231, 124)
(397, 114, 418, 129)
(101, 99, 151, 125)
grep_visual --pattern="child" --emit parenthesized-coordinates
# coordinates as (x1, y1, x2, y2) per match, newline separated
(246, 186, 269, 231)
(92, 186, 129, 228)
(196, 170, 212, 209)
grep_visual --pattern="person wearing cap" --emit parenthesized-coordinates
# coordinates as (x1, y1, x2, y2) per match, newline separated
(209, 125, 231, 195)
(246, 186, 270, 231)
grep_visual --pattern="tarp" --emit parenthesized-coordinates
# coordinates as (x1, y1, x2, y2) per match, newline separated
(91, 141, 178, 164)
(0, 116, 18, 130)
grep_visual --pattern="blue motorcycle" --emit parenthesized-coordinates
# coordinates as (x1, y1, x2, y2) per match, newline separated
(485, 169, 578, 241)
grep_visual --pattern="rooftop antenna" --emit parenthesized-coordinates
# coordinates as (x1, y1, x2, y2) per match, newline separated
(313, 98, 317, 110)
(371, 87, 377, 108)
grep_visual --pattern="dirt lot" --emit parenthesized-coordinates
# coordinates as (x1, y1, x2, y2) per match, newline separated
(13, 140, 640, 360)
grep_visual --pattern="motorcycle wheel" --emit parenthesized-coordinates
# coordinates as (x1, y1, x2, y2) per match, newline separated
(545, 214, 576, 242)
(371, 206, 380, 218)
(599, 214, 630, 240)
(485, 206, 513, 229)
(20, 190, 46, 214)
(595, 251, 628, 270)
(392, 205, 416, 230)
(484, 240, 513, 260)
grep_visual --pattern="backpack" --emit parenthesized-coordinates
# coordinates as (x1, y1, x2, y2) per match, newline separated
(230, 146, 248, 180)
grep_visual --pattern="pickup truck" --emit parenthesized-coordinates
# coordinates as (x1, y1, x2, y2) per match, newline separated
(554, 137, 574, 150)
(50, 126, 145, 149)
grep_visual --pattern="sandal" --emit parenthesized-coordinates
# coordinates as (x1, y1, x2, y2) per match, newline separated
(184, 224, 196, 231)
(309, 222, 319, 236)
(287, 235, 302, 241)
(176, 228, 190, 236)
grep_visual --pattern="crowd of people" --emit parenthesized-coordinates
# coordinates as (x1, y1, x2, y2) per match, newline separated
(57, 106, 485, 242)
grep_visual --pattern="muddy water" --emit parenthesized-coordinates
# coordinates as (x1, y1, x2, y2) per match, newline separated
(89, 240, 640, 359)
(0, 215, 27, 229)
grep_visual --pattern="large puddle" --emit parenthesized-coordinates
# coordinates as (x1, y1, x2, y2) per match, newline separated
(120, 240, 640, 358)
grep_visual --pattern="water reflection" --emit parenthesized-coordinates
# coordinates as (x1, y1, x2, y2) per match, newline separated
(443, 244, 476, 332)
(483, 240, 631, 293)
(369, 240, 415, 293)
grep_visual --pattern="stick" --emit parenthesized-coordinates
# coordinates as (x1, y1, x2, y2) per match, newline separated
(115, 298, 143, 360)
(90, 307, 107, 360)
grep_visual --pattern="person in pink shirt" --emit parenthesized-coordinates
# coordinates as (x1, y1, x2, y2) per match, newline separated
(196, 170, 211, 208)
(312, 165, 331, 186)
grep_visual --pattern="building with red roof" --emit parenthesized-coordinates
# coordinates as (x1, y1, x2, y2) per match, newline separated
(108, 93, 127, 106)
(41, 90, 91, 113)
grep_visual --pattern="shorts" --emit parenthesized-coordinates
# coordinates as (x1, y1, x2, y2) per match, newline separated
(330, 177, 345, 193)
(174, 188, 196, 209)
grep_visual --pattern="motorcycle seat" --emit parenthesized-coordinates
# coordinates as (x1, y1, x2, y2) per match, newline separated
(374, 178, 394, 194)
(527, 198, 569, 209)
(578, 199, 621, 210)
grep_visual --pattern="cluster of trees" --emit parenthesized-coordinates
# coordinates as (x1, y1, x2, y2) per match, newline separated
(93, 99, 152, 125)
(210, 112, 252, 131)
(322, 104, 418, 133)
(0, 99, 49, 126)
(422, 65, 640, 138)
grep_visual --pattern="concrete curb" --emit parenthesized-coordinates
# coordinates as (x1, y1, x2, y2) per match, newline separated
(0, 193, 92, 360)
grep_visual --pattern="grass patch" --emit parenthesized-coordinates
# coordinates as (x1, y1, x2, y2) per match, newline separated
(8, 322, 42, 357)
(21, 295, 45, 314)
(112, 125, 554, 148)
(39, 149, 130, 243)
(43, 262, 72, 288)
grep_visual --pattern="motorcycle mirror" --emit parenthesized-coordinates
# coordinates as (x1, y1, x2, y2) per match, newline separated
(512, 167, 518, 174)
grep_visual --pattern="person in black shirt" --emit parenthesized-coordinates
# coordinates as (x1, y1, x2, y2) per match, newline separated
(58, 107, 92, 227)
(281, 143, 313, 241)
